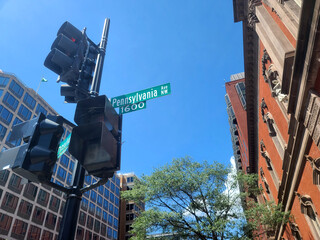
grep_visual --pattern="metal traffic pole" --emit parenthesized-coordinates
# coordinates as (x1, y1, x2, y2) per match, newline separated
(58, 18, 110, 240)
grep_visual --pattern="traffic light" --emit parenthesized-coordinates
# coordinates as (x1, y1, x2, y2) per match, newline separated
(44, 21, 99, 103)
(0, 113, 64, 183)
(69, 95, 122, 178)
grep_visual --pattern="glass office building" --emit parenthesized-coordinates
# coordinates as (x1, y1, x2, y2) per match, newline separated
(0, 71, 120, 240)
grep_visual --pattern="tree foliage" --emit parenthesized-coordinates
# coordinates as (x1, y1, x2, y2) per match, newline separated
(122, 157, 290, 240)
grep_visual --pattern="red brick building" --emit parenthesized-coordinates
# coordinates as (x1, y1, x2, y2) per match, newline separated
(225, 73, 250, 173)
(232, 0, 320, 239)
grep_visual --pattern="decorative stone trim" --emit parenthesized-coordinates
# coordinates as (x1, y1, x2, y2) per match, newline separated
(305, 155, 320, 185)
(262, 49, 271, 82)
(304, 91, 320, 149)
(262, 49, 288, 103)
(296, 193, 316, 216)
(289, 222, 302, 239)
(255, 4, 295, 94)
(248, 0, 262, 28)
(261, 98, 268, 122)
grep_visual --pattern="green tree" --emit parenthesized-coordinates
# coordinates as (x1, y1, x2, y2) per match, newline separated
(122, 157, 289, 240)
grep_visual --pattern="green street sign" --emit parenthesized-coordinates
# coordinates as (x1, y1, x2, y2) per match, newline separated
(119, 101, 146, 114)
(111, 83, 171, 108)
(57, 134, 71, 159)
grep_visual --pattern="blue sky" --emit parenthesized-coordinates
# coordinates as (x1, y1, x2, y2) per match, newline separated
(0, 0, 244, 177)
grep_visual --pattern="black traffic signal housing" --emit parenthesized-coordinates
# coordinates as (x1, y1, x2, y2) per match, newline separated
(69, 95, 122, 178)
(44, 21, 99, 103)
(0, 113, 64, 183)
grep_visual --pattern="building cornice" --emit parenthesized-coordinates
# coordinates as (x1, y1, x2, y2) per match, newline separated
(242, 21, 260, 174)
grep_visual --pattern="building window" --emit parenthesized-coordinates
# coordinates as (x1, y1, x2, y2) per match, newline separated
(37, 189, 49, 207)
(0, 76, 9, 87)
(306, 156, 320, 187)
(114, 218, 118, 228)
(103, 199, 108, 210)
(126, 224, 132, 233)
(41, 230, 53, 240)
(127, 176, 134, 183)
(49, 196, 61, 212)
(235, 82, 246, 110)
(32, 206, 45, 225)
(0, 105, 13, 124)
(89, 202, 95, 215)
(110, 192, 114, 203)
(60, 201, 65, 215)
(1, 192, 19, 213)
(69, 160, 75, 172)
(104, 188, 109, 199)
(101, 223, 106, 236)
(260, 99, 285, 157)
(9, 80, 24, 98)
(108, 215, 113, 226)
(115, 196, 119, 206)
(56, 217, 62, 232)
(98, 185, 104, 195)
(109, 203, 114, 215)
(18, 104, 31, 120)
(17, 199, 33, 220)
(113, 230, 118, 239)
(35, 104, 47, 116)
(114, 207, 119, 218)
(126, 213, 133, 221)
(94, 220, 100, 233)
(76, 227, 84, 240)
(23, 183, 38, 200)
(90, 191, 97, 202)
(116, 177, 120, 186)
(57, 166, 67, 181)
(297, 194, 320, 239)
(0, 123, 7, 141)
(79, 211, 86, 226)
(66, 173, 72, 185)
(87, 215, 94, 229)
(85, 175, 92, 185)
(97, 195, 103, 207)
(8, 173, 23, 194)
(11, 219, 28, 240)
(107, 227, 112, 238)
(60, 155, 69, 168)
(3, 92, 19, 111)
(110, 182, 115, 192)
(115, 186, 120, 196)
(23, 92, 36, 110)
(45, 212, 57, 230)
(0, 170, 9, 186)
(81, 198, 88, 211)
(96, 207, 102, 219)
(0, 213, 13, 235)
(53, 180, 63, 196)
(85, 230, 92, 239)
(103, 211, 108, 223)
(260, 140, 280, 190)
(27, 225, 41, 240)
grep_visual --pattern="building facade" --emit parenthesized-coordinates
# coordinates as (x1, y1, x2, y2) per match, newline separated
(0, 71, 120, 240)
(118, 173, 144, 240)
(233, 0, 320, 239)
(225, 72, 249, 173)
